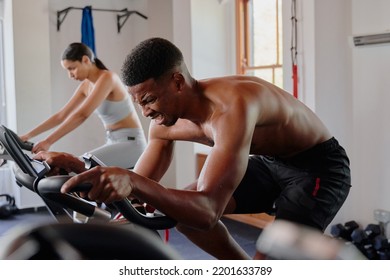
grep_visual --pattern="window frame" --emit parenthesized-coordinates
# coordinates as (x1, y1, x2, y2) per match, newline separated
(235, 0, 283, 85)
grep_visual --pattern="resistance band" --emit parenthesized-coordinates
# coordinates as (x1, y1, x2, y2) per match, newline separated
(81, 6, 96, 55)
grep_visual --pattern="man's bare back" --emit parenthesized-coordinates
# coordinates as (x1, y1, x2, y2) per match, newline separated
(150, 75, 332, 157)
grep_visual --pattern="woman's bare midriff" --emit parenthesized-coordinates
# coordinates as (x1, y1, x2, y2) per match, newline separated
(105, 111, 141, 131)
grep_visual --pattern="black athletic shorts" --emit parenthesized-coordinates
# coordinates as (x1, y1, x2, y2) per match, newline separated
(232, 137, 351, 231)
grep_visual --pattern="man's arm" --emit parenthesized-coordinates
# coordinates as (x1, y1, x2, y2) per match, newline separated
(61, 102, 258, 230)
(133, 122, 175, 181)
(129, 104, 257, 229)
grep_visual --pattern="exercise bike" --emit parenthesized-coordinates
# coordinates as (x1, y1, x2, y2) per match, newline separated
(0, 128, 31, 219)
(0, 125, 179, 259)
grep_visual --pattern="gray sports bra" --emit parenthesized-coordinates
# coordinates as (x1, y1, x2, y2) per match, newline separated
(95, 95, 135, 126)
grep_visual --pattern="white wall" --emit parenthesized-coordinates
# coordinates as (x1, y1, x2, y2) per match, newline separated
(349, 0, 390, 228)
(191, 0, 234, 79)
(2, 0, 52, 135)
(1, 0, 53, 208)
(1, 0, 16, 129)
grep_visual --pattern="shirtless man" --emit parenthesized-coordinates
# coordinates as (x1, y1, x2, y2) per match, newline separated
(35, 37, 351, 259)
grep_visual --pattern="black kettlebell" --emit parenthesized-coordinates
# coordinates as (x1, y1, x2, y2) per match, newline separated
(0, 194, 19, 219)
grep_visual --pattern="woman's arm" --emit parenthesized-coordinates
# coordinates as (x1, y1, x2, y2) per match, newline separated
(20, 84, 86, 142)
(33, 72, 117, 153)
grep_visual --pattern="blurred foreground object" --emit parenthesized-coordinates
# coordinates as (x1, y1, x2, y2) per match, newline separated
(256, 220, 366, 260)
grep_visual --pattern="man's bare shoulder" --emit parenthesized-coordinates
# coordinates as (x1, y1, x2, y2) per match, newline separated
(200, 75, 279, 98)
(200, 76, 274, 116)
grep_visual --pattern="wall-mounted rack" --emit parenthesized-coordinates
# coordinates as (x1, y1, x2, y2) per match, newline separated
(57, 6, 148, 33)
(352, 32, 390, 47)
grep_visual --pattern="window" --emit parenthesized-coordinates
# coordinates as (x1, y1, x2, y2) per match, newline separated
(0, 19, 5, 125)
(236, 0, 283, 87)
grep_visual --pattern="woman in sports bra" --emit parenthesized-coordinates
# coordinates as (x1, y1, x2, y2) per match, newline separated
(20, 42, 146, 169)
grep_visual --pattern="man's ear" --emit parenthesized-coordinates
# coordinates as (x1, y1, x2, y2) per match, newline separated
(172, 72, 184, 91)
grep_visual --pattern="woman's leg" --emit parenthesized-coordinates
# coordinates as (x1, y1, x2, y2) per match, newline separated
(87, 128, 146, 169)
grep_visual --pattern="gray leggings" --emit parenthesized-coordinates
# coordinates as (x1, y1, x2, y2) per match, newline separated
(87, 128, 147, 169)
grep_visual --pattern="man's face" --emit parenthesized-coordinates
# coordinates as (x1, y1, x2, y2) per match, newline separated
(128, 76, 179, 127)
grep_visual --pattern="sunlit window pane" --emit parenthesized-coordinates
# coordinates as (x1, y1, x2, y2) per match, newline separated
(274, 67, 283, 88)
(251, 0, 278, 65)
(238, 0, 283, 88)
(246, 67, 283, 88)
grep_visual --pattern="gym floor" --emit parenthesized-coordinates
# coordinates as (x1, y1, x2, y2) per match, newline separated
(0, 208, 262, 260)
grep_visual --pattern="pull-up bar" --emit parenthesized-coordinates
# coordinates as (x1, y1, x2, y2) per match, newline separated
(57, 6, 148, 33)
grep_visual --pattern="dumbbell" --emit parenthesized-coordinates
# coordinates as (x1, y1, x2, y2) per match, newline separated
(351, 224, 382, 260)
(372, 234, 390, 260)
(351, 224, 381, 244)
(374, 234, 390, 250)
(330, 220, 359, 241)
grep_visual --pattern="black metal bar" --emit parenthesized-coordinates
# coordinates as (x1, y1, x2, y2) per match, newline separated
(117, 11, 149, 33)
(57, 8, 71, 31)
(57, 6, 147, 33)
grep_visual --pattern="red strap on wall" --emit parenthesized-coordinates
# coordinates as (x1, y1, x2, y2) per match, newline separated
(292, 64, 298, 99)
(291, 0, 298, 99)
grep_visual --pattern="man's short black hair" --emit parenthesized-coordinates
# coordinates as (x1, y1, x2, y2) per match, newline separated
(121, 37, 184, 86)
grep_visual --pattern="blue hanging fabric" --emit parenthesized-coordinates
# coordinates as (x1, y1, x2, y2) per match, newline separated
(81, 6, 96, 55)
